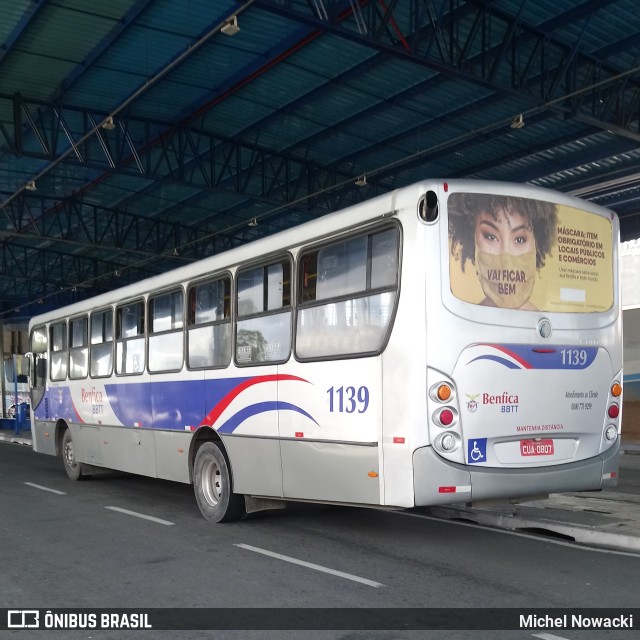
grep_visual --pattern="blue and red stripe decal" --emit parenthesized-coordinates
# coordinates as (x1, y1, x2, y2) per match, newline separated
(202, 374, 317, 433)
(38, 374, 318, 434)
(199, 374, 309, 427)
(467, 344, 598, 370)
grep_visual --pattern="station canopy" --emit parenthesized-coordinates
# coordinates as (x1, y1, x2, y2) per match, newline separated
(1, 0, 639, 317)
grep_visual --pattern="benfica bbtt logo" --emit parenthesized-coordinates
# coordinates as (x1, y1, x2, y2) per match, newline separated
(466, 393, 479, 413)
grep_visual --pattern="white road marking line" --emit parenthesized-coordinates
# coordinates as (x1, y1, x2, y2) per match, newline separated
(532, 634, 571, 640)
(394, 510, 640, 558)
(235, 543, 385, 588)
(105, 506, 174, 526)
(24, 482, 66, 495)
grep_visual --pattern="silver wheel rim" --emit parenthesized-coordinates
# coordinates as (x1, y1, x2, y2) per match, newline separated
(201, 457, 222, 508)
(64, 440, 75, 469)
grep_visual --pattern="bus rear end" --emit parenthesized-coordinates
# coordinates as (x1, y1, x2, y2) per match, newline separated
(415, 181, 622, 506)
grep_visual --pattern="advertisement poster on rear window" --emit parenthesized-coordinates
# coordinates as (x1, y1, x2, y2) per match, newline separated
(447, 193, 613, 313)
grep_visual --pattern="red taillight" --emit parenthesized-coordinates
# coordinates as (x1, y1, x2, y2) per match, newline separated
(608, 404, 620, 419)
(439, 408, 454, 426)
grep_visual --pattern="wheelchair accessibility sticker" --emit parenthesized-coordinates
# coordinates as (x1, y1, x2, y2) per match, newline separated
(467, 438, 487, 464)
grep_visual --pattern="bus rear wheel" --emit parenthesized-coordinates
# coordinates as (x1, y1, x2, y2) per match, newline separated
(193, 442, 244, 522)
(61, 429, 87, 481)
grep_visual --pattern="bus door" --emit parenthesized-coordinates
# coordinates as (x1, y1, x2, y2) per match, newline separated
(27, 326, 51, 453)
(28, 327, 48, 415)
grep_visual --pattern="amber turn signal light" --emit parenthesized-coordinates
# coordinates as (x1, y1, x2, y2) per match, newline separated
(437, 384, 452, 402)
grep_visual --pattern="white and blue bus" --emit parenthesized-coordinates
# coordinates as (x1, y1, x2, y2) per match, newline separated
(27, 179, 623, 522)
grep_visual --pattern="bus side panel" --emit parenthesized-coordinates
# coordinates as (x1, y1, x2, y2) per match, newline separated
(222, 434, 283, 497)
(154, 429, 191, 483)
(279, 360, 382, 504)
(208, 366, 283, 497)
(280, 440, 379, 503)
(99, 423, 157, 477)
(150, 369, 204, 483)
(32, 419, 56, 456)
(151, 373, 204, 431)
(81, 424, 103, 465)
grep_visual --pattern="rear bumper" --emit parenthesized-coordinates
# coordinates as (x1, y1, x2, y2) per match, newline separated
(413, 438, 620, 506)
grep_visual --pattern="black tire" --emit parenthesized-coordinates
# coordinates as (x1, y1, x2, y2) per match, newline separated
(193, 442, 244, 522)
(61, 429, 86, 481)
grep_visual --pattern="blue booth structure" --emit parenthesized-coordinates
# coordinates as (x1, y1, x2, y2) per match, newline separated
(0, 403, 29, 435)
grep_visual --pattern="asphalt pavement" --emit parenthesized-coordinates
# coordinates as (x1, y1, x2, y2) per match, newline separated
(2, 425, 639, 554)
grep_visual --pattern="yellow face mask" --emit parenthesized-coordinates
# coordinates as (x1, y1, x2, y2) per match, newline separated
(475, 248, 537, 309)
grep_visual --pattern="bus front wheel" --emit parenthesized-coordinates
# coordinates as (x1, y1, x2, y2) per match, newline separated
(61, 429, 86, 481)
(193, 442, 244, 522)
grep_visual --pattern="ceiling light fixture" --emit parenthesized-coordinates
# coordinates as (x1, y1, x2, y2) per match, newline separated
(510, 114, 525, 129)
(101, 116, 116, 131)
(248, 217, 258, 227)
(355, 175, 368, 187)
(25, 181, 37, 191)
(221, 16, 240, 36)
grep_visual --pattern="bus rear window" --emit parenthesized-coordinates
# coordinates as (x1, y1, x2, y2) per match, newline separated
(447, 193, 613, 313)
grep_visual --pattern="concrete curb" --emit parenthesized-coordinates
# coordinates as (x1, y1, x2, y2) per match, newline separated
(0, 433, 31, 446)
(427, 504, 640, 553)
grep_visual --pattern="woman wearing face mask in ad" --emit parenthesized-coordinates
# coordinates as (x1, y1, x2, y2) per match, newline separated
(448, 194, 558, 310)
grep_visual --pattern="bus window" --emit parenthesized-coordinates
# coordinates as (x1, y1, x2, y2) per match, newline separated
(50, 321, 68, 381)
(296, 226, 399, 359)
(236, 260, 291, 365)
(149, 289, 184, 372)
(187, 276, 231, 369)
(371, 229, 400, 288)
(116, 301, 145, 375)
(90, 308, 113, 378)
(316, 235, 367, 300)
(69, 316, 88, 380)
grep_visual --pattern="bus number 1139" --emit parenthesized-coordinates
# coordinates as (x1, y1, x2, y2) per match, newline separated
(327, 386, 370, 413)
(561, 349, 588, 366)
